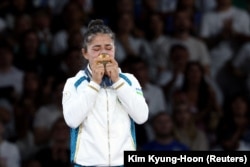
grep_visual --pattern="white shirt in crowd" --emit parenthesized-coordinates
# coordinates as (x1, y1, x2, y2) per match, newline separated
(147, 35, 170, 81)
(159, 37, 211, 70)
(158, 0, 217, 13)
(32, 0, 93, 15)
(0, 141, 20, 167)
(0, 18, 6, 32)
(157, 0, 177, 13)
(51, 26, 87, 56)
(142, 83, 167, 141)
(0, 66, 24, 95)
(33, 104, 63, 130)
(115, 36, 153, 63)
(158, 71, 224, 107)
(195, 0, 217, 12)
(142, 83, 166, 118)
(200, 6, 250, 77)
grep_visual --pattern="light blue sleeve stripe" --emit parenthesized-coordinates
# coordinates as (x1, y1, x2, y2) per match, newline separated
(71, 76, 90, 162)
(70, 127, 79, 162)
(130, 118, 136, 148)
(74, 76, 90, 88)
(119, 73, 132, 86)
(119, 73, 137, 148)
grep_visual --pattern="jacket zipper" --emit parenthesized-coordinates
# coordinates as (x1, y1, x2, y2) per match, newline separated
(104, 88, 111, 166)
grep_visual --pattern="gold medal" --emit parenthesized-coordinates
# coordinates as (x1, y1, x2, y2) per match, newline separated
(97, 53, 111, 65)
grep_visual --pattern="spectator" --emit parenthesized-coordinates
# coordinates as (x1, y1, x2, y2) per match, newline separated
(0, 44, 24, 101)
(212, 118, 250, 151)
(144, 12, 170, 81)
(141, 112, 189, 151)
(59, 47, 86, 78)
(224, 94, 250, 145)
(0, 120, 21, 167)
(172, 96, 209, 150)
(32, 0, 68, 15)
(67, 30, 84, 51)
(136, 0, 161, 28)
(158, 44, 189, 101)
(4, 13, 33, 54)
(32, 7, 53, 57)
(112, 0, 145, 37)
(13, 70, 46, 162)
(0, 98, 15, 141)
(33, 78, 65, 147)
(51, 1, 87, 56)
(13, 29, 45, 74)
(34, 117, 70, 167)
(12, 13, 33, 40)
(195, 0, 217, 12)
(127, 57, 167, 121)
(126, 57, 167, 142)
(19, 70, 44, 108)
(200, 0, 250, 78)
(114, 12, 153, 64)
(0, 15, 7, 32)
(15, 105, 36, 162)
(165, 0, 203, 35)
(231, 42, 250, 96)
(180, 61, 222, 132)
(3, 0, 34, 30)
(157, 0, 178, 14)
(72, 0, 93, 16)
(160, 9, 211, 75)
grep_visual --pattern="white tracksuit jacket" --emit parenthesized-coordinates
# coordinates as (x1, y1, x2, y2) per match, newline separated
(62, 65, 149, 166)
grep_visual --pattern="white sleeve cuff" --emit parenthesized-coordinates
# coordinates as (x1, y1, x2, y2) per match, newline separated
(88, 81, 101, 92)
(112, 78, 125, 90)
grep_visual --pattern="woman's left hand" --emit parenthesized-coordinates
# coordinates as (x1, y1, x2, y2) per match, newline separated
(105, 57, 119, 83)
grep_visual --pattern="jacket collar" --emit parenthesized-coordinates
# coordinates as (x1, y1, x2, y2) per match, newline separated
(84, 64, 113, 87)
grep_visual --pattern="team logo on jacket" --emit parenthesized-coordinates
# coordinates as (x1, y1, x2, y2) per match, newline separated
(63, 91, 71, 103)
(136, 88, 143, 96)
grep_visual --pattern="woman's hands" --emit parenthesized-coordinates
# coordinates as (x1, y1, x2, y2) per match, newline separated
(91, 56, 119, 84)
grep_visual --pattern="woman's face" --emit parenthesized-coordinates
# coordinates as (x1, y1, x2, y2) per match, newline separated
(174, 104, 191, 125)
(231, 97, 249, 128)
(231, 97, 248, 114)
(23, 32, 39, 54)
(171, 49, 189, 69)
(153, 114, 173, 137)
(174, 11, 192, 33)
(23, 72, 40, 92)
(149, 15, 163, 35)
(82, 33, 115, 65)
(187, 64, 202, 84)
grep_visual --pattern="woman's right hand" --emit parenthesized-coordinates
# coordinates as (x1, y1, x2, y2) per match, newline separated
(91, 58, 105, 84)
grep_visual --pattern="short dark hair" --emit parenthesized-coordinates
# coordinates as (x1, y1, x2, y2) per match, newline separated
(150, 111, 171, 126)
(169, 44, 188, 56)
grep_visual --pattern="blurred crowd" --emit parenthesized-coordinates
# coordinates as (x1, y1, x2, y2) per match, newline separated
(0, 0, 250, 167)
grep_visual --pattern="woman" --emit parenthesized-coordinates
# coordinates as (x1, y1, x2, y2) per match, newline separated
(224, 94, 250, 144)
(62, 19, 149, 167)
(180, 61, 222, 132)
(171, 92, 209, 150)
